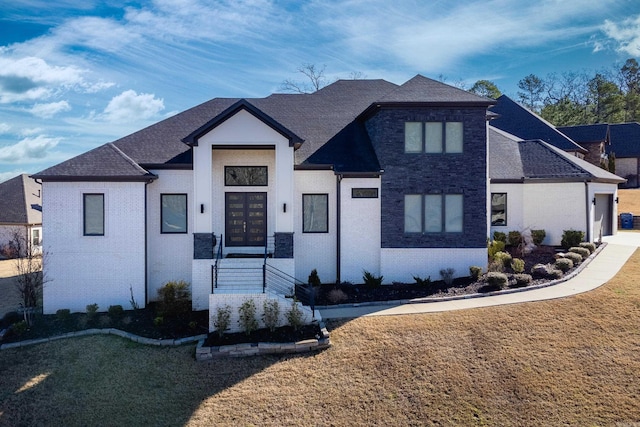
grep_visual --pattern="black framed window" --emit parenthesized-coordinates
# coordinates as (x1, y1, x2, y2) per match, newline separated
(491, 193, 507, 226)
(404, 121, 463, 153)
(303, 194, 328, 233)
(83, 193, 104, 236)
(224, 166, 268, 186)
(352, 188, 378, 198)
(404, 193, 463, 233)
(161, 194, 188, 233)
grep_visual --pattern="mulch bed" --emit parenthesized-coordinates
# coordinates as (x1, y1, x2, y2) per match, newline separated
(315, 245, 572, 305)
(203, 323, 322, 347)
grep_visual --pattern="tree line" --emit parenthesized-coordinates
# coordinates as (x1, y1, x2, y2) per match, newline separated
(469, 58, 640, 127)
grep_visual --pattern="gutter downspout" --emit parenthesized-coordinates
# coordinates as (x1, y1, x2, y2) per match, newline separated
(336, 174, 342, 284)
(584, 181, 591, 243)
(144, 179, 151, 306)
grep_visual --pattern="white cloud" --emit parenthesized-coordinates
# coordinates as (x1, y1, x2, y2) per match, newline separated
(29, 100, 71, 118)
(102, 90, 164, 123)
(0, 56, 85, 103)
(0, 123, 10, 133)
(0, 135, 61, 163)
(602, 15, 640, 57)
(21, 127, 44, 136)
(0, 170, 27, 183)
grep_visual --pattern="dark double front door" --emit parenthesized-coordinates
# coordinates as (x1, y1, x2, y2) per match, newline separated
(225, 192, 267, 247)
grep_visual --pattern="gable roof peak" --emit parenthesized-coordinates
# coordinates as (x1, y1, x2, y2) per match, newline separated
(377, 74, 495, 105)
(182, 98, 304, 147)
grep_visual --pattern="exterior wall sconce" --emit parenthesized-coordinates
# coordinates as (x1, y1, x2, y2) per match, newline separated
(200, 204, 204, 213)
(283, 203, 287, 213)
(592, 197, 596, 205)
(615, 197, 619, 203)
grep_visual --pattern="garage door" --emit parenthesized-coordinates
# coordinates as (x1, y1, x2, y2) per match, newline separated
(594, 194, 612, 239)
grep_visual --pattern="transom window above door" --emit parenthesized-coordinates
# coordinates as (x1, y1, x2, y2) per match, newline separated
(224, 166, 268, 186)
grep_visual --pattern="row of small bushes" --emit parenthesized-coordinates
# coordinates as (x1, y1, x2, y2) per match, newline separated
(211, 298, 305, 338)
(493, 229, 546, 246)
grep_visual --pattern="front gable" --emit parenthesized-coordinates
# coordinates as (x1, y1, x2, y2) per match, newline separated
(182, 99, 303, 147)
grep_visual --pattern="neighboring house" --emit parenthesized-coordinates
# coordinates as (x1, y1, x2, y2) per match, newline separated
(32, 75, 496, 315)
(557, 124, 610, 167)
(607, 123, 640, 188)
(488, 128, 625, 245)
(489, 95, 589, 159)
(0, 174, 43, 258)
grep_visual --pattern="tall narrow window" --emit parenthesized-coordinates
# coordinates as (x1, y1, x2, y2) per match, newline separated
(161, 194, 188, 233)
(445, 194, 463, 232)
(303, 194, 328, 233)
(32, 229, 40, 247)
(445, 122, 463, 153)
(491, 193, 507, 226)
(84, 193, 104, 236)
(404, 122, 422, 153)
(404, 195, 422, 233)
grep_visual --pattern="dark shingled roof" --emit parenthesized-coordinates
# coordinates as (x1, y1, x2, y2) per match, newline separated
(490, 95, 587, 153)
(378, 74, 495, 104)
(606, 122, 640, 157)
(32, 143, 157, 181)
(489, 127, 625, 184)
(557, 124, 610, 144)
(0, 174, 42, 225)
(32, 75, 496, 180)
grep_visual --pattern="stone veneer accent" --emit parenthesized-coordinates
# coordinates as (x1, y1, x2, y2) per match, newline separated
(273, 232, 294, 258)
(193, 233, 216, 259)
(196, 322, 331, 360)
(365, 107, 488, 248)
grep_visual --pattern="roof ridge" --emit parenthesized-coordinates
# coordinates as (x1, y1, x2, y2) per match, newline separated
(105, 143, 150, 175)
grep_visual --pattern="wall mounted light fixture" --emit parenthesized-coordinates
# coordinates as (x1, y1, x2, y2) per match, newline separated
(283, 203, 287, 213)
(592, 197, 596, 205)
(200, 204, 204, 213)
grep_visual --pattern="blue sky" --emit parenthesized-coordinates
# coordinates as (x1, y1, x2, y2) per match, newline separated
(1, 0, 639, 182)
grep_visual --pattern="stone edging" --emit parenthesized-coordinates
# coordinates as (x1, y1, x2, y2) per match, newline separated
(0, 322, 332, 360)
(195, 321, 331, 361)
(0, 327, 206, 351)
(315, 243, 607, 310)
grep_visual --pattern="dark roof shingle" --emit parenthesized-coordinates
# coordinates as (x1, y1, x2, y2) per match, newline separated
(0, 174, 42, 224)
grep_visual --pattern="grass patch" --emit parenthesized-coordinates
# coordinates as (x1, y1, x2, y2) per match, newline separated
(2, 250, 640, 425)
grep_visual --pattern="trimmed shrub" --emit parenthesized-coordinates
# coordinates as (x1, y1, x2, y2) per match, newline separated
(56, 309, 71, 322)
(413, 275, 432, 286)
(493, 251, 513, 268)
(108, 305, 124, 319)
(363, 270, 383, 287)
(153, 316, 164, 327)
(469, 266, 483, 280)
(439, 268, 455, 286)
(286, 299, 304, 331)
(485, 272, 508, 290)
(262, 300, 280, 332)
(487, 260, 504, 273)
(555, 258, 574, 272)
(511, 258, 525, 273)
(531, 264, 563, 279)
(308, 269, 321, 286)
(569, 246, 591, 260)
(86, 303, 99, 319)
(212, 305, 232, 338)
(238, 299, 259, 336)
(493, 231, 507, 243)
(579, 242, 596, 254)
(508, 231, 522, 247)
(488, 240, 505, 259)
(157, 280, 191, 317)
(10, 320, 28, 336)
(563, 252, 583, 265)
(513, 274, 533, 287)
(561, 229, 585, 250)
(531, 229, 546, 245)
(327, 289, 348, 304)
